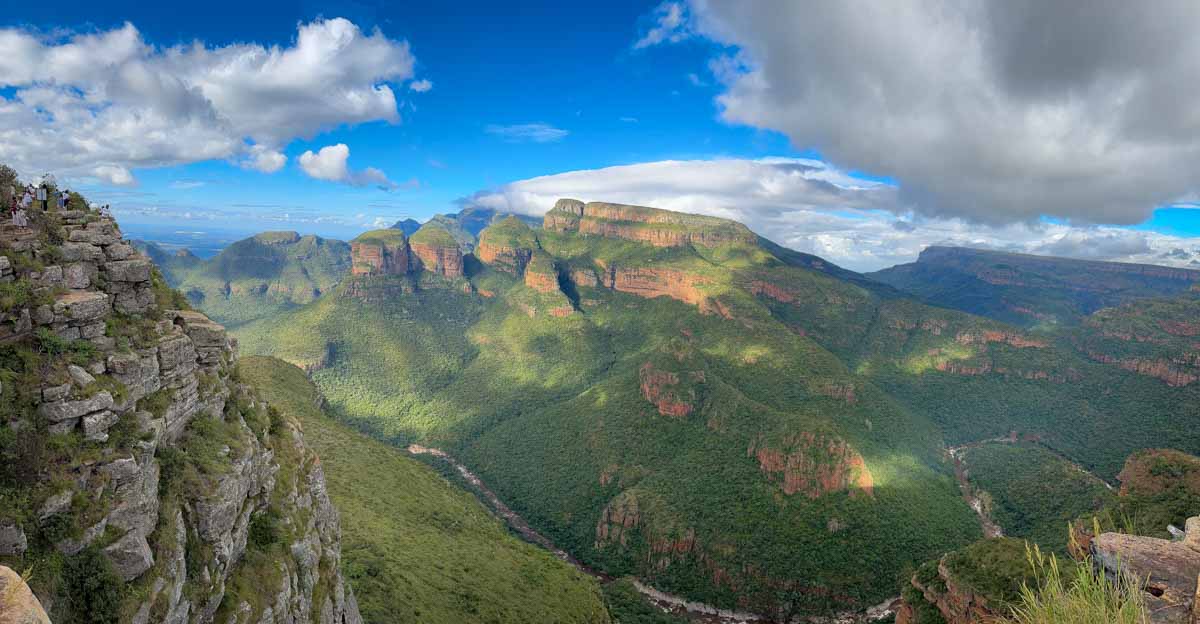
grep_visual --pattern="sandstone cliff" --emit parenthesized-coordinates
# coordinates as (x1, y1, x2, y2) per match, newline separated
(543, 199, 756, 248)
(0, 209, 360, 623)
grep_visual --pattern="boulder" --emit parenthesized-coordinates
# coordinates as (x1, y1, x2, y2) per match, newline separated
(103, 530, 154, 581)
(55, 290, 109, 323)
(0, 565, 50, 624)
(38, 391, 113, 423)
(106, 259, 152, 283)
(0, 522, 26, 556)
(68, 364, 96, 387)
(38, 490, 72, 521)
(64, 263, 90, 289)
(83, 410, 119, 441)
(1092, 516, 1200, 623)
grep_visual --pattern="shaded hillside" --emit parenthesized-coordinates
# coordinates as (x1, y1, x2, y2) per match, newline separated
(869, 246, 1200, 327)
(241, 356, 611, 624)
(141, 231, 352, 329)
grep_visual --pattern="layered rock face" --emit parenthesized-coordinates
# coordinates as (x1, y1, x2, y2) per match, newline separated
(350, 232, 409, 276)
(543, 199, 757, 248)
(0, 210, 360, 623)
(351, 225, 463, 280)
(1091, 518, 1200, 624)
(475, 216, 539, 275)
(409, 241, 463, 279)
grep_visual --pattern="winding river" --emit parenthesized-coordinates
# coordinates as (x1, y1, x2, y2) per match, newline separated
(406, 444, 898, 624)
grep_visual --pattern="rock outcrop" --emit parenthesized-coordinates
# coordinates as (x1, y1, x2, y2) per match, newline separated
(409, 223, 464, 278)
(350, 230, 409, 276)
(350, 224, 464, 283)
(1092, 517, 1200, 623)
(475, 216, 539, 275)
(0, 207, 360, 623)
(0, 566, 50, 624)
(747, 433, 874, 499)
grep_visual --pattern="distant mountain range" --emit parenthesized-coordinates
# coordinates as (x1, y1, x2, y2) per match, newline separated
(870, 245, 1200, 326)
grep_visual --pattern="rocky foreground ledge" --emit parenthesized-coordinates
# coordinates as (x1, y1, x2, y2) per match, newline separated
(0, 209, 361, 623)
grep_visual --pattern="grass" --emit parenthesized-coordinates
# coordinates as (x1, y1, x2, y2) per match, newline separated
(1002, 545, 1148, 624)
(239, 356, 611, 624)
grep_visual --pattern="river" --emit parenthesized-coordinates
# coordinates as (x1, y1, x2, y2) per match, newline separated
(406, 444, 899, 624)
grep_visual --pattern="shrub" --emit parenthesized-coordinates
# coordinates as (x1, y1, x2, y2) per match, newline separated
(247, 509, 280, 550)
(62, 545, 123, 624)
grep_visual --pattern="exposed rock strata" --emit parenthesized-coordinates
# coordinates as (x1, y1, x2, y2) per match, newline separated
(0, 209, 360, 624)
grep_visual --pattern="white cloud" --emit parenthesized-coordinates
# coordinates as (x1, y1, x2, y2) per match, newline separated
(298, 143, 397, 189)
(484, 123, 568, 143)
(0, 18, 414, 185)
(409, 78, 433, 92)
(462, 157, 1200, 272)
(679, 1, 1200, 226)
(634, 2, 691, 49)
(92, 165, 135, 186)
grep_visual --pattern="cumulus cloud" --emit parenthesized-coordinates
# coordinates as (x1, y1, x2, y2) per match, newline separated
(484, 123, 568, 143)
(0, 18, 414, 184)
(462, 157, 1200, 272)
(298, 143, 398, 189)
(634, 2, 691, 49)
(679, 1, 1200, 226)
(409, 78, 433, 92)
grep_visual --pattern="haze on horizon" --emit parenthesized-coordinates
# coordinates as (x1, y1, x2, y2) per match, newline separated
(2, 0, 1199, 272)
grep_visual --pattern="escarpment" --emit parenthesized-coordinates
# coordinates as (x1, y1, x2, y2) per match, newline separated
(544, 199, 756, 248)
(0, 207, 360, 623)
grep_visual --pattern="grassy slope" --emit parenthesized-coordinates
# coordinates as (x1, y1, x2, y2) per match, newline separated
(961, 444, 1114, 552)
(240, 356, 610, 624)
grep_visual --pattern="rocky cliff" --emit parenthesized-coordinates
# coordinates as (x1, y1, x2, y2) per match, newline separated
(0, 208, 360, 623)
(350, 224, 464, 282)
(544, 199, 756, 248)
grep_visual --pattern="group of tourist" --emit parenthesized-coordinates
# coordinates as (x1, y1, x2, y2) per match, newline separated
(5, 182, 81, 228)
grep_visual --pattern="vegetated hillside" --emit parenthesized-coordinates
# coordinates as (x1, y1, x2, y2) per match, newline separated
(958, 443, 1114, 552)
(0, 197, 360, 622)
(235, 200, 983, 617)
(223, 199, 1198, 618)
(868, 245, 1200, 327)
(240, 356, 611, 624)
(139, 231, 352, 329)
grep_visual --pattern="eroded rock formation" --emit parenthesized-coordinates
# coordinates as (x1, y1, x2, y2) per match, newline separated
(0, 209, 361, 624)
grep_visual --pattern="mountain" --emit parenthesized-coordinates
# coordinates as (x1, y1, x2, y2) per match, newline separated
(0, 206, 360, 622)
(225, 200, 989, 615)
(183, 199, 1198, 619)
(240, 356, 610, 624)
(138, 231, 352, 329)
(395, 206, 543, 254)
(869, 245, 1200, 327)
(391, 218, 422, 236)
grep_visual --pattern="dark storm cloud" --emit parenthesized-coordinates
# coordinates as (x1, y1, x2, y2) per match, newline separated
(689, 0, 1200, 225)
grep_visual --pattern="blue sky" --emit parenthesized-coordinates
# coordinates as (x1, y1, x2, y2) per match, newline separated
(2, 1, 1199, 270)
(3, 0, 792, 235)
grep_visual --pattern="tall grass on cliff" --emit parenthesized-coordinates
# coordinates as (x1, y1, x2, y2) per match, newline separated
(1004, 544, 1148, 624)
